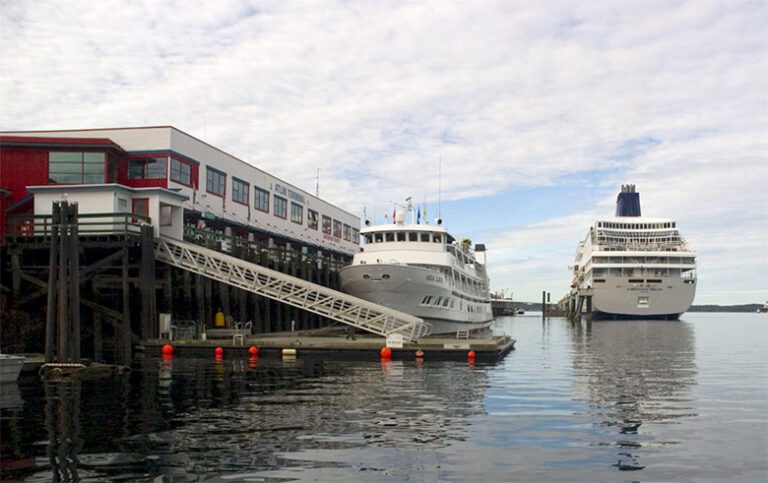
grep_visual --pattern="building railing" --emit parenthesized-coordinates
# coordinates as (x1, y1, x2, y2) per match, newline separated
(5, 212, 151, 242)
(183, 225, 349, 273)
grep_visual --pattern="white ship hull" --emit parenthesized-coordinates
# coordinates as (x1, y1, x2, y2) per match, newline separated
(340, 264, 493, 334)
(590, 276, 696, 319)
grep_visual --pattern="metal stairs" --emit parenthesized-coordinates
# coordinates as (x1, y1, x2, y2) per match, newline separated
(154, 236, 431, 341)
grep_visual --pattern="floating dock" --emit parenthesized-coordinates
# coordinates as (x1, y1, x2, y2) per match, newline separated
(144, 333, 516, 362)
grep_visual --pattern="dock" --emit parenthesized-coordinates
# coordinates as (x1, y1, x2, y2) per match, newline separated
(144, 333, 516, 362)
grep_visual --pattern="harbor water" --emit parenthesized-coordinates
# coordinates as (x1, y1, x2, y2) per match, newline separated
(1, 313, 766, 481)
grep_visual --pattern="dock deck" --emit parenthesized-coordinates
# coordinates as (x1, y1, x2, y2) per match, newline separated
(144, 333, 516, 362)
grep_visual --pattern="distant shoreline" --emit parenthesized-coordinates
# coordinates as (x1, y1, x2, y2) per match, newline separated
(513, 302, 763, 313)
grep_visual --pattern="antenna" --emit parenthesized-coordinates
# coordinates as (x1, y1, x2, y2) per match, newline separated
(438, 156, 442, 219)
(315, 168, 319, 197)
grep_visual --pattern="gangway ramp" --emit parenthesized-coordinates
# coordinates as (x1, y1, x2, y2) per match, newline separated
(154, 236, 431, 341)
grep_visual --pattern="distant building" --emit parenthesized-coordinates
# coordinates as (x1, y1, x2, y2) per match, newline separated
(0, 126, 360, 257)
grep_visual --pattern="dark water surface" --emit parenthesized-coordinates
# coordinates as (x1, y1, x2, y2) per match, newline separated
(2, 313, 766, 482)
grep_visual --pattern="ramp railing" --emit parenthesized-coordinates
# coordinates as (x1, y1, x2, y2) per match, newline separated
(154, 236, 431, 341)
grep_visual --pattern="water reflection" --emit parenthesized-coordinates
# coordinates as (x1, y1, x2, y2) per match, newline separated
(0, 355, 488, 481)
(569, 319, 697, 471)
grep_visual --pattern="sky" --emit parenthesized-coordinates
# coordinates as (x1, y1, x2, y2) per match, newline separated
(1, 0, 766, 304)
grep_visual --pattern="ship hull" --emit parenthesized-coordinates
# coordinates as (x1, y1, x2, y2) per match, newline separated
(589, 276, 695, 319)
(340, 264, 493, 334)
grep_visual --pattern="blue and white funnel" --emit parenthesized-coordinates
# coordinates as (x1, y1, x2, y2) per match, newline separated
(615, 184, 641, 217)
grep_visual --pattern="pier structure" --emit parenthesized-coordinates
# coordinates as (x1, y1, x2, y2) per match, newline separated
(1, 128, 426, 364)
(559, 288, 594, 322)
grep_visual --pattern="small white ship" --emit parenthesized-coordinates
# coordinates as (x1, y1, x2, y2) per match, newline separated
(570, 185, 697, 319)
(340, 201, 493, 334)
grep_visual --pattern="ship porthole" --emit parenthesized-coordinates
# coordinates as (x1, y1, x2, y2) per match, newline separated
(382, 274, 390, 279)
(363, 274, 370, 279)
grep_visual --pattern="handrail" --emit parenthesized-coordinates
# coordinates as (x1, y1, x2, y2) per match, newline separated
(155, 236, 431, 341)
(5, 212, 151, 242)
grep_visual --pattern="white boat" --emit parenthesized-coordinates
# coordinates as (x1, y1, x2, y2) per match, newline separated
(340, 202, 493, 334)
(0, 353, 26, 383)
(570, 185, 697, 319)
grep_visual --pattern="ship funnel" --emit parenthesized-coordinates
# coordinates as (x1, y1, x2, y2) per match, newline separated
(615, 184, 641, 217)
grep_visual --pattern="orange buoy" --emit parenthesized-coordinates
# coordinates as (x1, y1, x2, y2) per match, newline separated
(249, 346, 259, 356)
(380, 347, 392, 359)
(415, 349, 424, 359)
(468, 350, 476, 360)
(162, 344, 173, 355)
(215, 347, 223, 356)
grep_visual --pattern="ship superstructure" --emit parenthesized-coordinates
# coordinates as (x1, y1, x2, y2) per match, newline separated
(340, 202, 492, 334)
(571, 185, 697, 319)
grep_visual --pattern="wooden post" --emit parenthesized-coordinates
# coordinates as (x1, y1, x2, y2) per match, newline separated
(586, 295, 593, 322)
(93, 310, 103, 362)
(195, 274, 205, 329)
(69, 203, 81, 362)
(541, 291, 547, 318)
(121, 245, 131, 365)
(45, 202, 60, 363)
(140, 225, 156, 340)
(57, 202, 70, 362)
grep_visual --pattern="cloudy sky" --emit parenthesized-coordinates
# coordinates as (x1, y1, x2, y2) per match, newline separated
(1, 0, 766, 304)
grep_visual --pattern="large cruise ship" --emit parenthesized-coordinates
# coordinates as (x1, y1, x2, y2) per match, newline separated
(570, 185, 697, 319)
(340, 202, 493, 334)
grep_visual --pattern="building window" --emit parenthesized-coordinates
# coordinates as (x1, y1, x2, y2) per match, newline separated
(254, 187, 269, 212)
(206, 167, 226, 196)
(333, 220, 342, 238)
(170, 158, 192, 186)
(343, 224, 352, 241)
(290, 202, 303, 224)
(322, 215, 332, 235)
(48, 151, 105, 184)
(232, 178, 249, 205)
(128, 156, 167, 179)
(308, 209, 319, 230)
(274, 195, 287, 219)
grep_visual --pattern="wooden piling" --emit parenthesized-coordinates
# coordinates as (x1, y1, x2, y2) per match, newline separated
(45, 203, 60, 363)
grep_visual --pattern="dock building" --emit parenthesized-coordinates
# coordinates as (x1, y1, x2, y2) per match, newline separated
(1, 126, 423, 364)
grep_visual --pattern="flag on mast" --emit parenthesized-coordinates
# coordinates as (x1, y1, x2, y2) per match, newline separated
(417, 205, 421, 224)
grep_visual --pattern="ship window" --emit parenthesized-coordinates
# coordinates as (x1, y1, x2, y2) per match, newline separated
(374, 232, 383, 243)
(450, 300, 455, 308)
(420, 233, 430, 242)
(385, 232, 394, 242)
(442, 298, 450, 307)
(382, 274, 390, 279)
(432, 234, 442, 243)
(435, 297, 442, 306)
(397, 232, 406, 242)
(409, 232, 418, 242)
(364, 234, 372, 244)
(423, 296, 432, 304)
(593, 279, 606, 283)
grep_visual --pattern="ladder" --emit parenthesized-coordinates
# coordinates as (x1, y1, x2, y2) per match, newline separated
(154, 236, 431, 341)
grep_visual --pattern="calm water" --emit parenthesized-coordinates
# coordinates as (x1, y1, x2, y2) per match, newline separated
(1, 313, 767, 482)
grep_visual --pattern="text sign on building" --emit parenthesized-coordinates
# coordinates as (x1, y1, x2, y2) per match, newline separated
(386, 333, 404, 349)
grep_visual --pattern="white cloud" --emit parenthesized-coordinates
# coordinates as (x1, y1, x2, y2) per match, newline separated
(1, 0, 765, 304)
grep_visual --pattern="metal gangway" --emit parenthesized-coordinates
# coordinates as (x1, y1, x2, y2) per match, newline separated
(154, 236, 431, 341)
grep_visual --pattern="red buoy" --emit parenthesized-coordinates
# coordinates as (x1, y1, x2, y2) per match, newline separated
(468, 350, 476, 360)
(415, 349, 424, 359)
(162, 344, 173, 355)
(215, 347, 223, 356)
(249, 346, 259, 356)
(380, 347, 392, 359)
